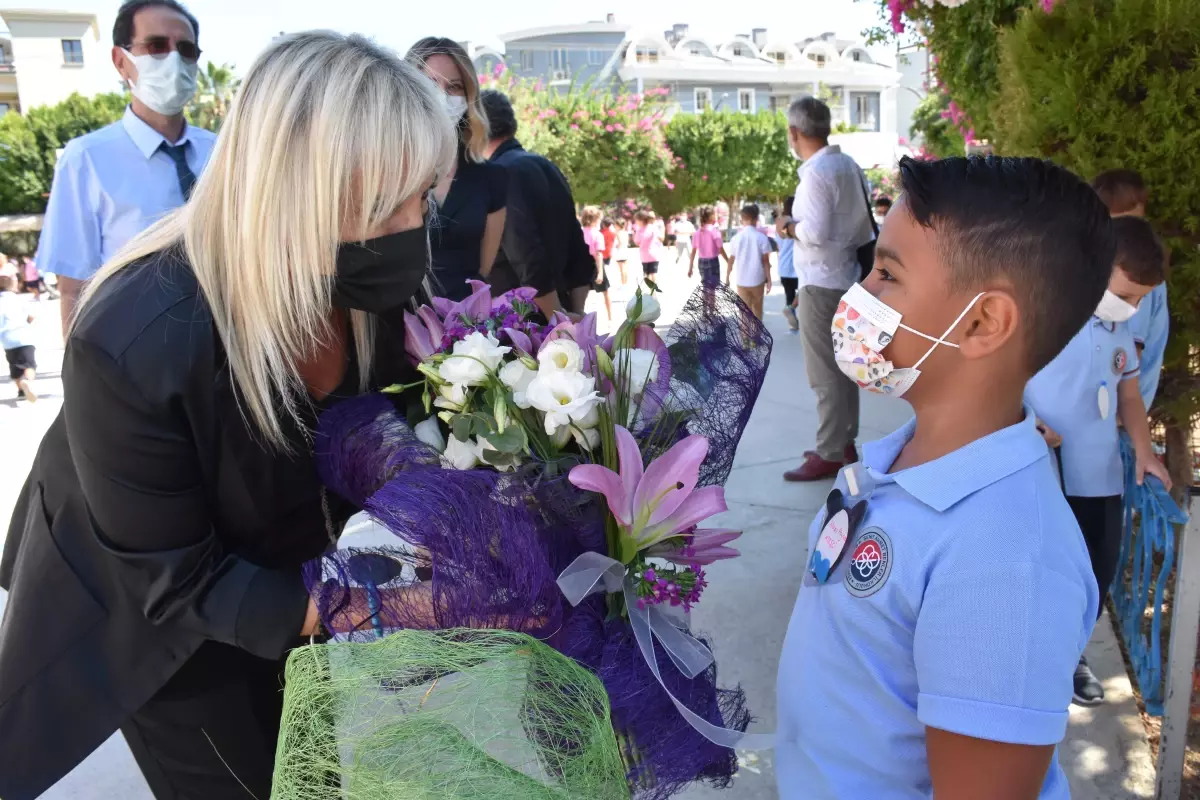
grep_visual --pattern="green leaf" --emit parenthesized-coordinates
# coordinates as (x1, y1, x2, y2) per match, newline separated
(483, 425, 527, 455)
(644, 278, 661, 294)
(451, 414, 472, 443)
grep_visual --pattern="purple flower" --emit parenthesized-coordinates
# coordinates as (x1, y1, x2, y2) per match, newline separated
(646, 529, 742, 566)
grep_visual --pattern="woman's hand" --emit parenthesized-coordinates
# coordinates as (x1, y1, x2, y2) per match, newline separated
(301, 597, 322, 636)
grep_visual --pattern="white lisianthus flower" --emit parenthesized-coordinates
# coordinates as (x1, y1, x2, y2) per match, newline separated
(442, 434, 480, 470)
(414, 417, 447, 453)
(613, 348, 661, 397)
(573, 425, 601, 451)
(433, 382, 468, 411)
(525, 370, 602, 436)
(498, 360, 537, 409)
(625, 290, 661, 324)
(438, 331, 510, 387)
(537, 338, 585, 374)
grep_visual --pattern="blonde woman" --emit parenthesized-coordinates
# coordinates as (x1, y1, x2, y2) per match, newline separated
(0, 32, 454, 800)
(406, 37, 507, 301)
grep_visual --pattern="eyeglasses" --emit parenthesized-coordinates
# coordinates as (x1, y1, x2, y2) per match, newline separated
(127, 37, 201, 63)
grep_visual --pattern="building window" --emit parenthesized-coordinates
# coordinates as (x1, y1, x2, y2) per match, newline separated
(851, 51, 863, 62)
(738, 88, 755, 113)
(635, 46, 659, 64)
(0, 103, 10, 116)
(687, 43, 709, 57)
(851, 92, 881, 132)
(768, 95, 790, 112)
(519, 50, 533, 71)
(808, 52, 827, 68)
(766, 50, 786, 65)
(588, 49, 604, 65)
(731, 44, 746, 58)
(694, 87, 712, 112)
(551, 48, 569, 77)
(61, 39, 84, 65)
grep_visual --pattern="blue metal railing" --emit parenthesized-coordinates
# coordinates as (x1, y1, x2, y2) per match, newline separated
(1111, 436, 1189, 715)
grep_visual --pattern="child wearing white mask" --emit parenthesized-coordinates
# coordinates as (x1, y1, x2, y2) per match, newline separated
(1025, 214, 1170, 707)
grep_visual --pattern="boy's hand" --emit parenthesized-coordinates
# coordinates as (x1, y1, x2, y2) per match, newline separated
(775, 215, 793, 237)
(1135, 452, 1173, 490)
(1035, 419, 1061, 448)
(687, 266, 694, 278)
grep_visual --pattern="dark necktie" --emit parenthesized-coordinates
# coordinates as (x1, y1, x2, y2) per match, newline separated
(159, 142, 196, 200)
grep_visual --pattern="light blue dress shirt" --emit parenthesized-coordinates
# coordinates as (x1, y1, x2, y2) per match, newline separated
(778, 237, 796, 279)
(776, 411, 1098, 799)
(37, 106, 217, 281)
(1128, 282, 1168, 410)
(1025, 317, 1139, 497)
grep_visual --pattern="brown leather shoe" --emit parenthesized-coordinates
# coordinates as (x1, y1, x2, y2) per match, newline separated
(784, 453, 844, 482)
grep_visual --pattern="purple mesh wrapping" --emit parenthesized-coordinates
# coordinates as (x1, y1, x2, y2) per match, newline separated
(308, 284, 772, 797)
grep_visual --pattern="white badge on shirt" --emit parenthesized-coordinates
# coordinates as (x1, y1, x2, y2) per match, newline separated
(1098, 382, 1110, 420)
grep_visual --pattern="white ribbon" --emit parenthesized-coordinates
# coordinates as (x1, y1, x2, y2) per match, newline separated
(557, 551, 775, 750)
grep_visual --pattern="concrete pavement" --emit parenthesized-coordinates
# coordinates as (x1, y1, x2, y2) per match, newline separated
(0, 270, 1154, 799)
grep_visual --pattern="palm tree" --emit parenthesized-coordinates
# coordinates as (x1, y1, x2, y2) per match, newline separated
(191, 62, 240, 130)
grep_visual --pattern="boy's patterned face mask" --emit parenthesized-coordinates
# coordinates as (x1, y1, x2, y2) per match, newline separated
(830, 283, 984, 397)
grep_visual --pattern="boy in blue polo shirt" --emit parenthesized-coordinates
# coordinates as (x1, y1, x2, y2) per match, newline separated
(1092, 169, 1168, 410)
(1026, 215, 1171, 705)
(778, 156, 1112, 799)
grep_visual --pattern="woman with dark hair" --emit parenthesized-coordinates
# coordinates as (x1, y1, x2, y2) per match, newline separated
(406, 37, 507, 301)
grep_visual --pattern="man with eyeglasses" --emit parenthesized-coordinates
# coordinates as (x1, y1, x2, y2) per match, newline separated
(38, 0, 215, 334)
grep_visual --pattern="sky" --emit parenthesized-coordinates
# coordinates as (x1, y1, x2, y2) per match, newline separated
(4, 0, 893, 74)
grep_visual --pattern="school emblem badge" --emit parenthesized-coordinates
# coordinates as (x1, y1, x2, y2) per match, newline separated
(845, 527, 893, 598)
(1112, 347, 1128, 375)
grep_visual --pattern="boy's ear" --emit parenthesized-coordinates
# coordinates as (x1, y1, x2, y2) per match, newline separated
(959, 290, 1019, 361)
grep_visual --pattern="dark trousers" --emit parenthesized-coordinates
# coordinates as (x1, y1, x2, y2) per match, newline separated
(1066, 494, 1123, 621)
(781, 277, 799, 307)
(121, 641, 292, 799)
(697, 257, 720, 286)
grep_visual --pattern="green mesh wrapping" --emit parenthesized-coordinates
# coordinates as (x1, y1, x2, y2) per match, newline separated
(272, 629, 630, 800)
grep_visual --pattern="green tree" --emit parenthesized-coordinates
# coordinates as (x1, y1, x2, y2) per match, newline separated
(908, 88, 964, 158)
(189, 61, 240, 132)
(991, 0, 1200, 487)
(0, 92, 126, 213)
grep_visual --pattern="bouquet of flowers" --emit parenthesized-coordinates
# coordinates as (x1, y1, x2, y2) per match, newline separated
(279, 280, 773, 800)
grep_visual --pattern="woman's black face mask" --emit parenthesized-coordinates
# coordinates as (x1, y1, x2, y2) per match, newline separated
(332, 227, 428, 314)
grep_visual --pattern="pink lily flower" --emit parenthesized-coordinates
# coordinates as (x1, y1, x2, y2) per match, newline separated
(570, 426, 727, 564)
(646, 529, 742, 566)
(403, 305, 445, 362)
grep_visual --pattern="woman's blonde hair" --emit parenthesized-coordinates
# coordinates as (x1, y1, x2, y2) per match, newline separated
(579, 206, 601, 227)
(76, 31, 455, 448)
(405, 37, 489, 162)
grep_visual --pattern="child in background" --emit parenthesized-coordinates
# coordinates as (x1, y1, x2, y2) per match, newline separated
(580, 206, 611, 321)
(613, 219, 630, 285)
(0, 271, 37, 402)
(778, 156, 1112, 799)
(1026, 215, 1171, 706)
(673, 214, 695, 263)
(726, 204, 772, 320)
(1092, 169, 1167, 411)
(688, 205, 728, 287)
(600, 217, 617, 290)
(778, 196, 799, 333)
(634, 210, 665, 281)
(873, 195, 893, 226)
(21, 256, 45, 300)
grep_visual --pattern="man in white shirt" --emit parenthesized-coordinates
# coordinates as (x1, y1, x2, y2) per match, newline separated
(39, 0, 215, 333)
(776, 97, 875, 481)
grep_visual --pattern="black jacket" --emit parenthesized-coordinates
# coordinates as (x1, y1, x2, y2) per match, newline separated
(429, 153, 507, 301)
(486, 138, 593, 302)
(0, 250, 411, 799)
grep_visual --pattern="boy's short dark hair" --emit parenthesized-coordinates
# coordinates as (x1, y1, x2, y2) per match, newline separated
(601, 216, 613, 228)
(874, 195, 893, 209)
(898, 156, 1115, 373)
(740, 204, 759, 222)
(1112, 216, 1167, 287)
(113, 0, 199, 48)
(479, 90, 517, 140)
(1091, 169, 1147, 215)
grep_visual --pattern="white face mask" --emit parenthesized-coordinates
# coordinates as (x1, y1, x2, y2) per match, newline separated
(124, 50, 198, 116)
(443, 93, 468, 121)
(1094, 289, 1138, 323)
(831, 283, 984, 398)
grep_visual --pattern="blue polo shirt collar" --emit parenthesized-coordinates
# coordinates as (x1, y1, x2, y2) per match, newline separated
(861, 408, 1048, 512)
(121, 105, 194, 160)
